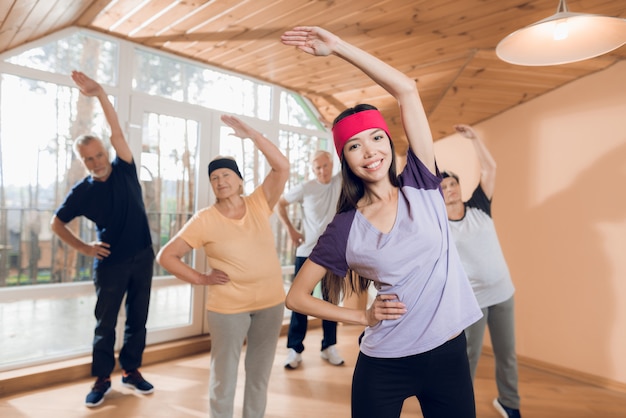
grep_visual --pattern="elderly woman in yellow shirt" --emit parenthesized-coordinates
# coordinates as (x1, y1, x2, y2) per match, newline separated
(157, 114, 290, 418)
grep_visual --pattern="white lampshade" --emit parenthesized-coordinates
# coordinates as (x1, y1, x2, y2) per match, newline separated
(496, 0, 626, 66)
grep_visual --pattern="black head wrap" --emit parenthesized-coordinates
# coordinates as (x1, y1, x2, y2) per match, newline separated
(440, 170, 459, 182)
(208, 158, 243, 179)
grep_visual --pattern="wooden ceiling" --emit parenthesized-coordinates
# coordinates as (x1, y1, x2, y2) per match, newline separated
(1, 0, 625, 148)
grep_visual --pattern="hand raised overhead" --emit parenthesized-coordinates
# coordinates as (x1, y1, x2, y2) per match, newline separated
(281, 26, 339, 57)
(71, 70, 104, 97)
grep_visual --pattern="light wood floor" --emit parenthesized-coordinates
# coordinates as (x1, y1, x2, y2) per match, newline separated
(1, 324, 626, 417)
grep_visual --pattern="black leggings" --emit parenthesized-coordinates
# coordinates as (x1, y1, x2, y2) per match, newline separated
(351, 332, 476, 418)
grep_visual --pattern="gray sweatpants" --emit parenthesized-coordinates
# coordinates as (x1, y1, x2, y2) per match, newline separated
(465, 295, 521, 409)
(206, 303, 284, 418)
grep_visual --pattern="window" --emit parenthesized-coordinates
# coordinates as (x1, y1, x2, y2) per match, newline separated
(6, 30, 117, 85)
(0, 28, 331, 372)
(0, 74, 108, 285)
(140, 112, 199, 276)
(134, 49, 272, 120)
(280, 91, 326, 130)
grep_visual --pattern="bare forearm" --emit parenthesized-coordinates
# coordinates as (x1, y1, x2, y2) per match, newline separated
(156, 253, 204, 285)
(251, 131, 290, 207)
(249, 131, 290, 174)
(276, 201, 297, 233)
(50, 218, 88, 253)
(472, 135, 497, 174)
(95, 91, 122, 139)
(333, 38, 414, 100)
(286, 292, 369, 326)
(96, 90, 132, 162)
(286, 259, 369, 326)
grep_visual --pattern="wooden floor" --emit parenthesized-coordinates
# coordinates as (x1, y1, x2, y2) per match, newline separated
(1, 324, 626, 417)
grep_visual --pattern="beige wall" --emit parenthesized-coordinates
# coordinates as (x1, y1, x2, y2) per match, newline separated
(434, 61, 626, 387)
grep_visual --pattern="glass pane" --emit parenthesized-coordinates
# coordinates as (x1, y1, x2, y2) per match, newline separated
(134, 49, 272, 120)
(279, 91, 325, 129)
(0, 283, 194, 370)
(187, 66, 271, 118)
(146, 284, 193, 329)
(4, 31, 117, 85)
(134, 49, 184, 101)
(138, 111, 199, 331)
(139, 112, 198, 277)
(0, 74, 110, 286)
(0, 293, 96, 369)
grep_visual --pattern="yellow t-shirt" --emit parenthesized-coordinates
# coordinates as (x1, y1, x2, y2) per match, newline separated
(177, 187, 285, 314)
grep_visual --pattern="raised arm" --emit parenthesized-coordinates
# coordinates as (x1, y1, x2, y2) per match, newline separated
(281, 26, 435, 173)
(220, 114, 290, 208)
(454, 124, 497, 199)
(71, 70, 132, 163)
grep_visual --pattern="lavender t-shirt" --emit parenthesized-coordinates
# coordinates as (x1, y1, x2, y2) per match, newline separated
(310, 149, 482, 358)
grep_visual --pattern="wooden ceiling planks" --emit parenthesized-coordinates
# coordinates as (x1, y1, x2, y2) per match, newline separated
(74, 0, 111, 27)
(0, 0, 42, 50)
(88, 0, 147, 31)
(0, 0, 623, 141)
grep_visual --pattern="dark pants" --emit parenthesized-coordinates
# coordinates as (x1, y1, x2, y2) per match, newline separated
(286, 256, 337, 353)
(91, 246, 154, 377)
(351, 332, 476, 418)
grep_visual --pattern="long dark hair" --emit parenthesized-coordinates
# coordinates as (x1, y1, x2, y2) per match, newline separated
(323, 104, 400, 304)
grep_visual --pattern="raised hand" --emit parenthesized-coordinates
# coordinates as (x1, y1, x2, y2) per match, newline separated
(454, 124, 478, 140)
(280, 26, 338, 57)
(71, 70, 104, 97)
(220, 114, 258, 140)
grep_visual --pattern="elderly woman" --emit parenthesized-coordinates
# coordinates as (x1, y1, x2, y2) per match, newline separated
(156, 114, 289, 418)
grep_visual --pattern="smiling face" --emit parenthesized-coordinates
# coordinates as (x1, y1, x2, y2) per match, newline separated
(76, 139, 112, 181)
(209, 167, 243, 200)
(342, 128, 393, 184)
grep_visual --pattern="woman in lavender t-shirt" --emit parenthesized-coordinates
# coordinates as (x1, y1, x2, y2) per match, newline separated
(281, 26, 482, 418)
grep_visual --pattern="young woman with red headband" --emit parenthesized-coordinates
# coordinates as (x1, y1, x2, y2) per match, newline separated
(282, 26, 483, 418)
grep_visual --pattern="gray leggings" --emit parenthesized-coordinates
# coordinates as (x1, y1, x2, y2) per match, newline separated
(465, 295, 520, 409)
(206, 303, 284, 418)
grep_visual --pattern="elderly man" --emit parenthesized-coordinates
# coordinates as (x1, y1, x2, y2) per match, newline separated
(277, 150, 345, 369)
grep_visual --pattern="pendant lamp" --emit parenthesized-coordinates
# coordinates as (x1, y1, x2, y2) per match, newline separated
(495, 0, 626, 66)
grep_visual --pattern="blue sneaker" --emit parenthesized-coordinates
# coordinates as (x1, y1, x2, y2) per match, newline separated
(122, 369, 154, 394)
(493, 398, 521, 418)
(85, 376, 111, 407)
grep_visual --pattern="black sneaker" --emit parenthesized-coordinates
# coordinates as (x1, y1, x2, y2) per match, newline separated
(85, 376, 111, 407)
(121, 369, 154, 394)
(493, 398, 521, 418)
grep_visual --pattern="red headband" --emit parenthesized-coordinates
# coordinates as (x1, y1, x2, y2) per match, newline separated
(331, 109, 391, 158)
